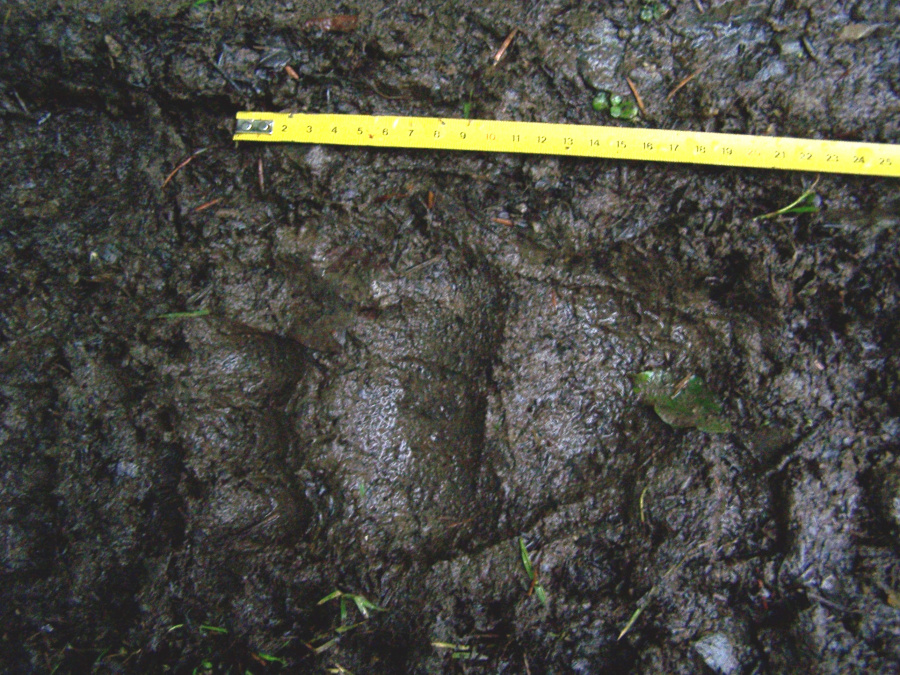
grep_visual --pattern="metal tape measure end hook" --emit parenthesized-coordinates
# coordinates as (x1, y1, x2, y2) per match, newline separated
(236, 119, 273, 134)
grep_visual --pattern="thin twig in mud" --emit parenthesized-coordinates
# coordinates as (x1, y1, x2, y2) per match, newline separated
(438, 516, 475, 529)
(638, 445, 666, 470)
(666, 68, 703, 102)
(209, 59, 246, 93)
(693, 0, 705, 12)
(805, 591, 859, 615)
(13, 89, 29, 114)
(257, 158, 265, 191)
(625, 77, 647, 117)
(617, 540, 715, 641)
(194, 198, 222, 213)
(162, 148, 207, 188)
(366, 79, 409, 100)
(400, 255, 442, 277)
(374, 188, 412, 203)
(493, 28, 518, 65)
(303, 15, 359, 32)
(801, 36, 820, 63)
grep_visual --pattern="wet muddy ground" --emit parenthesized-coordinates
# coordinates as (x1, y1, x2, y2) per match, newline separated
(2, 1, 900, 673)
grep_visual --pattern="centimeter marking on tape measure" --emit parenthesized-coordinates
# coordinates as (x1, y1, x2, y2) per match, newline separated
(234, 112, 899, 178)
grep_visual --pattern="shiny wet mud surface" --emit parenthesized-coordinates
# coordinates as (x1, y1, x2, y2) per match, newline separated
(2, 1, 900, 673)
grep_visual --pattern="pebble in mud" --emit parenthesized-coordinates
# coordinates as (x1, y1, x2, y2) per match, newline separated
(693, 632, 740, 675)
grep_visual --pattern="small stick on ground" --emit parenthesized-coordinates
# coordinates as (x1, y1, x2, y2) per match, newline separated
(366, 79, 409, 100)
(639, 486, 650, 524)
(625, 76, 647, 117)
(400, 255, 442, 277)
(12, 89, 29, 114)
(493, 28, 518, 65)
(693, 0, 705, 11)
(303, 15, 359, 32)
(194, 198, 222, 213)
(801, 36, 820, 63)
(666, 69, 701, 102)
(257, 157, 265, 191)
(162, 148, 207, 188)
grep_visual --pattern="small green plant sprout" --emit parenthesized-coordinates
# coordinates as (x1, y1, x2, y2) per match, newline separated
(609, 94, 639, 120)
(757, 177, 820, 220)
(198, 624, 228, 634)
(318, 589, 384, 621)
(192, 659, 214, 675)
(591, 91, 639, 120)
(639, 2, 667, 22)
(311, 590, 386, 652)
(592, 91, 611, 112)
(518, 538, 548, 605)
(633, 371, 732, 433)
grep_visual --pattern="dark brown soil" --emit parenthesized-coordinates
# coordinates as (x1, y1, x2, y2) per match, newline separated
(2, 1, 899, 673)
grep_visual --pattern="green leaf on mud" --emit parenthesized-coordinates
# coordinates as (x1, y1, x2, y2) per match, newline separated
(633, 371, 732, 433)
(157, 308, 211, 319)
(335, 621, 365, 635)
(519, 537, 548, 605)
(199, 624, 227, 634)
(351, 594, 383, 618)
(312, 637, 338, 654)
(519, 538, 534, 577)
(318, 590, 344, 605)
(617, 605, 645, 641)
(254, 652, 286, 665)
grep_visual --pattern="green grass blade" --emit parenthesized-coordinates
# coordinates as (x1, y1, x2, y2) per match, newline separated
(519, 538, 534, 577)
(157, 309, 211, 319)
(317, 590, 343, 605)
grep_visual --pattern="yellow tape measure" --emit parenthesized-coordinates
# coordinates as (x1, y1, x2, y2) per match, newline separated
(234, 112, 899, 177)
